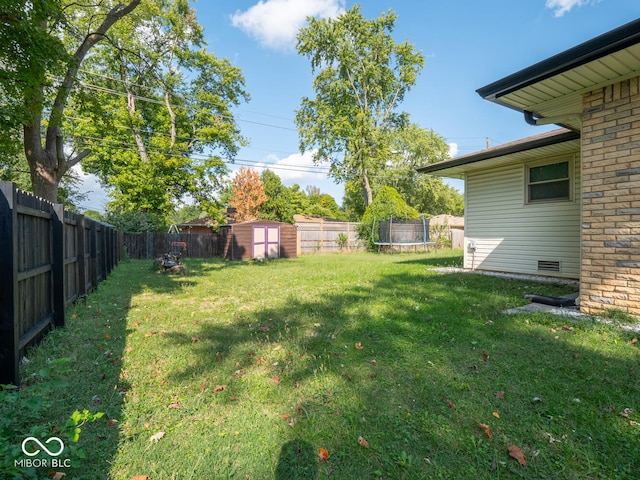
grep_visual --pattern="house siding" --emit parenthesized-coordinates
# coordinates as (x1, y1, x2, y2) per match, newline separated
(581, 77, 640, 317)
(464, 158, 581, 279)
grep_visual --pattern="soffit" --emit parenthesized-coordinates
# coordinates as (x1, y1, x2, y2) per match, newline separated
(490, 44, 640, 130)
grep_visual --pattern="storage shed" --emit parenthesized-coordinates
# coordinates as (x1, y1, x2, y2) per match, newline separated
(219, 220, 297, 261)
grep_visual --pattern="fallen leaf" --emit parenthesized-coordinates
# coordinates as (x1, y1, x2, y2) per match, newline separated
(288, 417, 298, 427)
(282, 413, 290, 421)
(213, 385, 227, 392)
(106, 419, 118, 427)
(495, 391, 505, 399)
(272, 376, 280, 384)
(631, 338, 638, 345)
(573, 353, 580, 359)
(149, 431, 165, 443)
(357, 436, 369, 448)
(160, 380, 168, 386)
(144, 333, 154, 338)
(318, 447, 330, 462)
(492, 411, 500, 419)
(620, 408, 632, 418)
(104, 333, 111, 340)
(200, 384, 207, 392)
(478, 422, 492, 439)
(355, 342, 363, 350)
(482, 351, 490, 361)
(447, 399, 456, 411)
(168, 401, 180, 409)
(191, 336, 199, 342)
(297, 403, 304, 415)
(370, 359, 377, 366)
(508, 445, 527, 466)
(630, 420, 639, 426)
(49, 473, 66, 479)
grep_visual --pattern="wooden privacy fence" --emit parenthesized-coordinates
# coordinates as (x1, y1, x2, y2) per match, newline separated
(123, 232, 220, 259)
(0, 182, 120, 385)
(296, 221, 364, 254)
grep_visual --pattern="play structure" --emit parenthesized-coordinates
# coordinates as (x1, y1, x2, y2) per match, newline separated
(372, 216, 436, 253)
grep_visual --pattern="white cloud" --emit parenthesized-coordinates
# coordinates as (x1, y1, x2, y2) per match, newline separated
(230, 0, 345, 50)
(545, 0, 590, 17)
(250, 150, 330, 184)
(448, 142, 459, 157)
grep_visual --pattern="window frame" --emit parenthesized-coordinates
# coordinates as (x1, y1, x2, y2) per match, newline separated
(525, 157, 573, 204)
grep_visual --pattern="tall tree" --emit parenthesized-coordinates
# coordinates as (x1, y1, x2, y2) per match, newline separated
(295, 5, 424, 208)
(68, 1, 248, 216)
(1, 0, 142, 202)
(229, 167, 266, 223)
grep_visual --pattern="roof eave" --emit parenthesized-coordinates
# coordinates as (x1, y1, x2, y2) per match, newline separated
(417, 129, 580, 175)
(477, 18, 640, 101)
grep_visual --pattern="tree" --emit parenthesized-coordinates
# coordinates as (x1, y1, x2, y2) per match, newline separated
(260, 169, 296, 223)
(358, 186, 419, 249)
(295, 5, 424, 208)
(1, 0, 142, 202)
(344, 123, 463, 217)
(69, 1, 248, 216)
(229, 167, 266, 223)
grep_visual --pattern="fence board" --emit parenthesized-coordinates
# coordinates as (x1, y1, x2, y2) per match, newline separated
(0, 181, 120, 385)
(123, 233, 220, 259)
(296, 221, 364, 253)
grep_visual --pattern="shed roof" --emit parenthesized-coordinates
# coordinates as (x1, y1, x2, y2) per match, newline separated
(477, 18, 640, 131)
(417, 128, 580, 178)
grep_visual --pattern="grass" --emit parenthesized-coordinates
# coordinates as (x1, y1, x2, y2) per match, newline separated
(2, 251, 639, 479)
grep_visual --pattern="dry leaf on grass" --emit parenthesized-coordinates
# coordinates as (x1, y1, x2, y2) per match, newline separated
(318, 447, 330, 462)
(495, 391, 505, 399)
(492, 411, 500, 419)
(478, 422, 492, 439)
(508, 445, 527, 466)
(149, 431, 165, 443)
(357, 436, 369, 448)
(355, 342, 363, 350)
(49, 473, 66, 479)
(447, 399, 456, 411)
(213, 385, 227, 392)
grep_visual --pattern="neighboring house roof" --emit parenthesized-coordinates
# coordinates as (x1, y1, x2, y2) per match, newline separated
(293, 214, 345, 223)
(417, 128, 580, 178)
(430, 214, 464, 229)
(477, 18, 640, 131)
(176, 217, 216, 228)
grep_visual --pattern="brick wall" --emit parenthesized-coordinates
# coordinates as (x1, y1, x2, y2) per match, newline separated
(581, 77, 640, 318)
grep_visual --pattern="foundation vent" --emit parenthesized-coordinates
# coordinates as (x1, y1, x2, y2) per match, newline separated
(538, 260, 560, 272)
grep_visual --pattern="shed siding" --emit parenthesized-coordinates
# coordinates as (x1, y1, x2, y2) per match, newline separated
(464, 156, 581, 279)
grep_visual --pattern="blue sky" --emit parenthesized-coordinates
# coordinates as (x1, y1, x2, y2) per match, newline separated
(77, 0, 639, 212)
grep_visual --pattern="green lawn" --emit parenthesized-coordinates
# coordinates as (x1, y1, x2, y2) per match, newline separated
(2, 251, 639, 479)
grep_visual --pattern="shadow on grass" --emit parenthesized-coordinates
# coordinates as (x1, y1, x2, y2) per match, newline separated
(274, 439, 318, 480)
(11, 254, 638, 479)
(153, 257, 638, 479)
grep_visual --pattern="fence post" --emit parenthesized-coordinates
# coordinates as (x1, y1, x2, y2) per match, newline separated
(89, 221, 98, 289)
(76, 215, 87, 296)
(0, 182, 19, 385)
(52, 203, 65, 328)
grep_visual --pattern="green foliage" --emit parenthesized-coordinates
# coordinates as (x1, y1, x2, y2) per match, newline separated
(337, 232, 349, 250)
(260, 169, 296, 223)
(296, 5, 424, 207)
(358, 186, 419, 249)
(105, 209, 167, 233)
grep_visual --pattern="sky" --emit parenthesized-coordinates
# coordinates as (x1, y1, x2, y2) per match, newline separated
(76, 0, 640, 212)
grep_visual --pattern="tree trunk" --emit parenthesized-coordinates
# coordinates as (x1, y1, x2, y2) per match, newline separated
(362, 171, 373, 208)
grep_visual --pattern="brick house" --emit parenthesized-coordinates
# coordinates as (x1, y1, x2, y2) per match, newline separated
(419, 19, 640, 318)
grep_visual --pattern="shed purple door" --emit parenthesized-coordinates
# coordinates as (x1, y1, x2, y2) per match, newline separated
(253, 226, 280, 258)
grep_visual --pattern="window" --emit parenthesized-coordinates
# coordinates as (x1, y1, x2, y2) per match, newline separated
(527, 160, 570, 203)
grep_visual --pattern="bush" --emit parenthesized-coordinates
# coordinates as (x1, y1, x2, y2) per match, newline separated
(358, 186, 419, 250)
